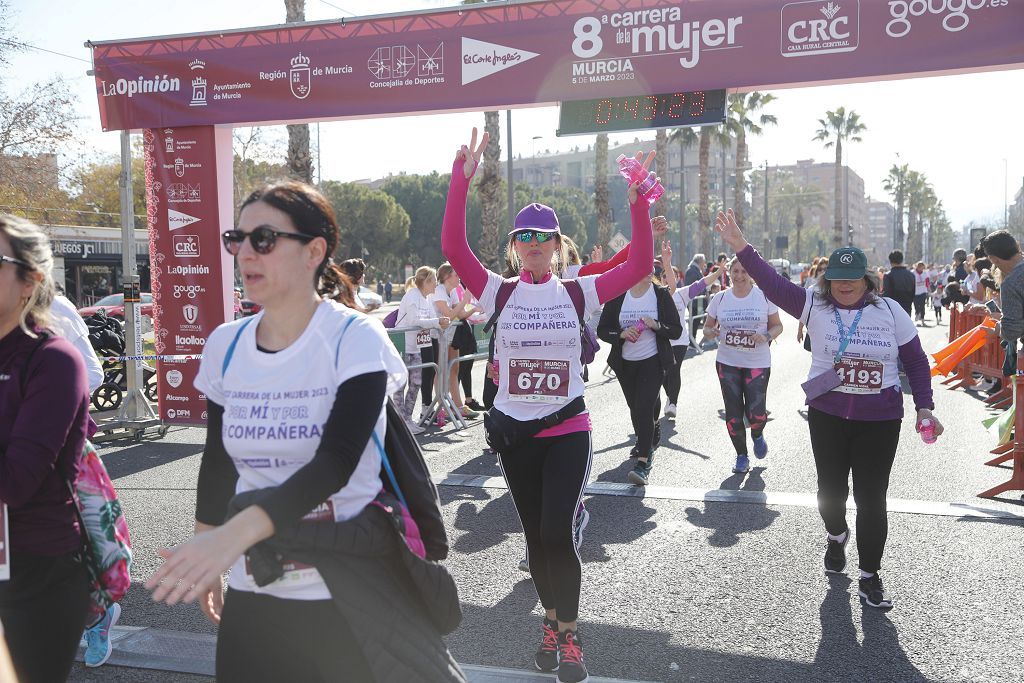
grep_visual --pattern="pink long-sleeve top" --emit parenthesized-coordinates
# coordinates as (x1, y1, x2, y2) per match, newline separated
(441, 159, 653, 436)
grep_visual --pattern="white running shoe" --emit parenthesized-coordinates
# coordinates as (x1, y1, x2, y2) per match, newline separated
(406, 419, 425, 435)
(665, 403, 677, 418)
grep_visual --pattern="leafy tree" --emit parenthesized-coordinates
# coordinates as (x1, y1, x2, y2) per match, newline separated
(882, 163, 909, 252)
(319, 181, 410, 264)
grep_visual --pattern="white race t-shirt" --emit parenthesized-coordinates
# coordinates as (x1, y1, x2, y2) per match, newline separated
(481, 270, 601, 421)
(914, 271, 929, 296)
(49, 295, 104, 392)
(670, 283, 704, 347)
(964, 271, 983, 302)
(193, 300, 406, 600)
(619, 287, 659, 361)
(434, 284, 460, 344)
(706, 286, 778, 369)
(561, 264, 584, 279)
(801, 292, 917, 394)
(395, 287, 437, 350)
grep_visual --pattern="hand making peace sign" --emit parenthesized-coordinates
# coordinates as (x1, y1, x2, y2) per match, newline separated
(456, 127, 490, 179)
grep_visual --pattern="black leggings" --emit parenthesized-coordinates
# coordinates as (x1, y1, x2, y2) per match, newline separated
(0, 551, 90, 683)
(808, 407, 901, 574)
(499, 430, 592, 623)
(716, 362, 771, 455)
(913, 293, 928, 321)
(216, 588, 373, 682)
(662, 345, 689, 406)
(420, 339, 439, 406)
(483, 373, 498, 409)
(616, 355, 664, 456)
(459, 356, 475, 399)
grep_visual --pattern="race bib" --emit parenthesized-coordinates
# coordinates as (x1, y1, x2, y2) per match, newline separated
(834, 358, 883, 394)
(416, 329, 432, 347)
(245, 500, 335, 584)
(508, 359, 570, 403)
(723, 329, 757, 351)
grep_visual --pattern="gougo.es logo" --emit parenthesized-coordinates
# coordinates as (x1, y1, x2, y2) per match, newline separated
(886, 0, 1006, 38)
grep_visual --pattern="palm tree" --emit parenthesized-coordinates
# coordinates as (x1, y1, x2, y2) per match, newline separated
(698, 127, 713, 258)
(697, 125, 732, 258)
(903, 170, 926, 262)
(473, 110, 502, 269)
(725, 92, 777, 236)
(813, 107, 866, 246)
(670, 127, 699, 256)
(771, 179, 825, 262)
(284, 0, 312, 183)
(882, 163, 909, 252)
(653, 128, 669, 217)
(594, 133, 612, 245)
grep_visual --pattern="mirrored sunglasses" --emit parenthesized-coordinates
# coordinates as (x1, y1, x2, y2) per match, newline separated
(512, 230, 556, 244)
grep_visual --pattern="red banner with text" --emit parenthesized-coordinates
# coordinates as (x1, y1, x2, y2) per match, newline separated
(143, 126, 231, 425)
(91, 0, 1023, 131)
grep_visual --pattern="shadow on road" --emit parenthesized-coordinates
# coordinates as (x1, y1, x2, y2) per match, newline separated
(684, 469, 780, 547)
(445, 490, 525, 555)
(578, 494, 657, 564)
(452, 575, 929, 682)
(814, 575, 928, 682)
(98, 442, 204, 479)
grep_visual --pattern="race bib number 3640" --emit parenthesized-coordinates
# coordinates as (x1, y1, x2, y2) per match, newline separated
(724, 329, 756, 350)
(508, 359, 570, 403)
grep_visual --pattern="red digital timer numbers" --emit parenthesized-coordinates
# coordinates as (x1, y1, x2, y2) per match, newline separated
(593, 92, 707, 127)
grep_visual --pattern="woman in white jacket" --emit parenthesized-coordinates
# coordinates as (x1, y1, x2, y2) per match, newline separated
(394, 266, 450, 433)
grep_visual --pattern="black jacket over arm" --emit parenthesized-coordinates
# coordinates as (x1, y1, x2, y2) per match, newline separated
(597, 284, 682, 374)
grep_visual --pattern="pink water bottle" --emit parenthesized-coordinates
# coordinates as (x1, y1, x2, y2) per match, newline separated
(616, 154, 664, 205)
(919, 418, 936, 444)
(628, 319, 646, 342)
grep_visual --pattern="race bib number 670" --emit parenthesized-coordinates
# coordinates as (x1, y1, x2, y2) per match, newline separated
(508, 359, 570, 403)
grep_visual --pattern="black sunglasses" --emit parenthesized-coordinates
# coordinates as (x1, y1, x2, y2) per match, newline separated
(0, 254, 28, 269)
(221, 226, 315, 255)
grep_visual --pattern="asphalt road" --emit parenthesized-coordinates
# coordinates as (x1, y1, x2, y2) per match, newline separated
(72, 311, 1024, 682)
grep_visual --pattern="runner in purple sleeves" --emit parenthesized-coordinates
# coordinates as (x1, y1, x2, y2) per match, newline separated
(714, 208, 943, 610)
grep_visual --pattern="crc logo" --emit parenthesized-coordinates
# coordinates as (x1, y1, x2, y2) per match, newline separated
(172, 234, 200, 258)
(840, 253, 854, 264)
(182, 304, 199, 325)
(781, 0, 859, 57)
(173, 284, 206, 299)
(166, 369, 183, 388)
(885, 0, 1003, 39)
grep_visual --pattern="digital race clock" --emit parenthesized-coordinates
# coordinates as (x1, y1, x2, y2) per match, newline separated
(557, 90, 727, 136)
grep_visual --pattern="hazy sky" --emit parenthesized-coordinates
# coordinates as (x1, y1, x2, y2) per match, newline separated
(5, 0, 1023, 231)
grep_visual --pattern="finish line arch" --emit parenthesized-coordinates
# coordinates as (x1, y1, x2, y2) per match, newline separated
(87, 0, 1024, 424)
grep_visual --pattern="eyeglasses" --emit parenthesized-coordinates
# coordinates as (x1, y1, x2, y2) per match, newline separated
(512, 230, 556, 244)
(221, 226, 315, 255)
(0, 254, 28, 269)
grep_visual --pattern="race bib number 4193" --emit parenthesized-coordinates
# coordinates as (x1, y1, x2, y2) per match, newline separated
(834, 357, 883, 394)
(508, 359, 570, 403)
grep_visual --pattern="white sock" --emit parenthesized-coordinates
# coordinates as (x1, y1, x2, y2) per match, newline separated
(860, 571, 874, 580)
(827, 530, 848, 543)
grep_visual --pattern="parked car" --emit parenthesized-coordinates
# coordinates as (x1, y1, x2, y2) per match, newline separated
(240, 299, 262, 317)
(78, 293, 154, 320)
(358, 286, 383, 309)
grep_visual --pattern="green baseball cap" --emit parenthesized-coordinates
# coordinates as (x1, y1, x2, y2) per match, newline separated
(824, 247, 868, 280)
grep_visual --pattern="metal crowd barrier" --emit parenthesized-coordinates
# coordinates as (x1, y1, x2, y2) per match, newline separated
(383, 321, 480, 431)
